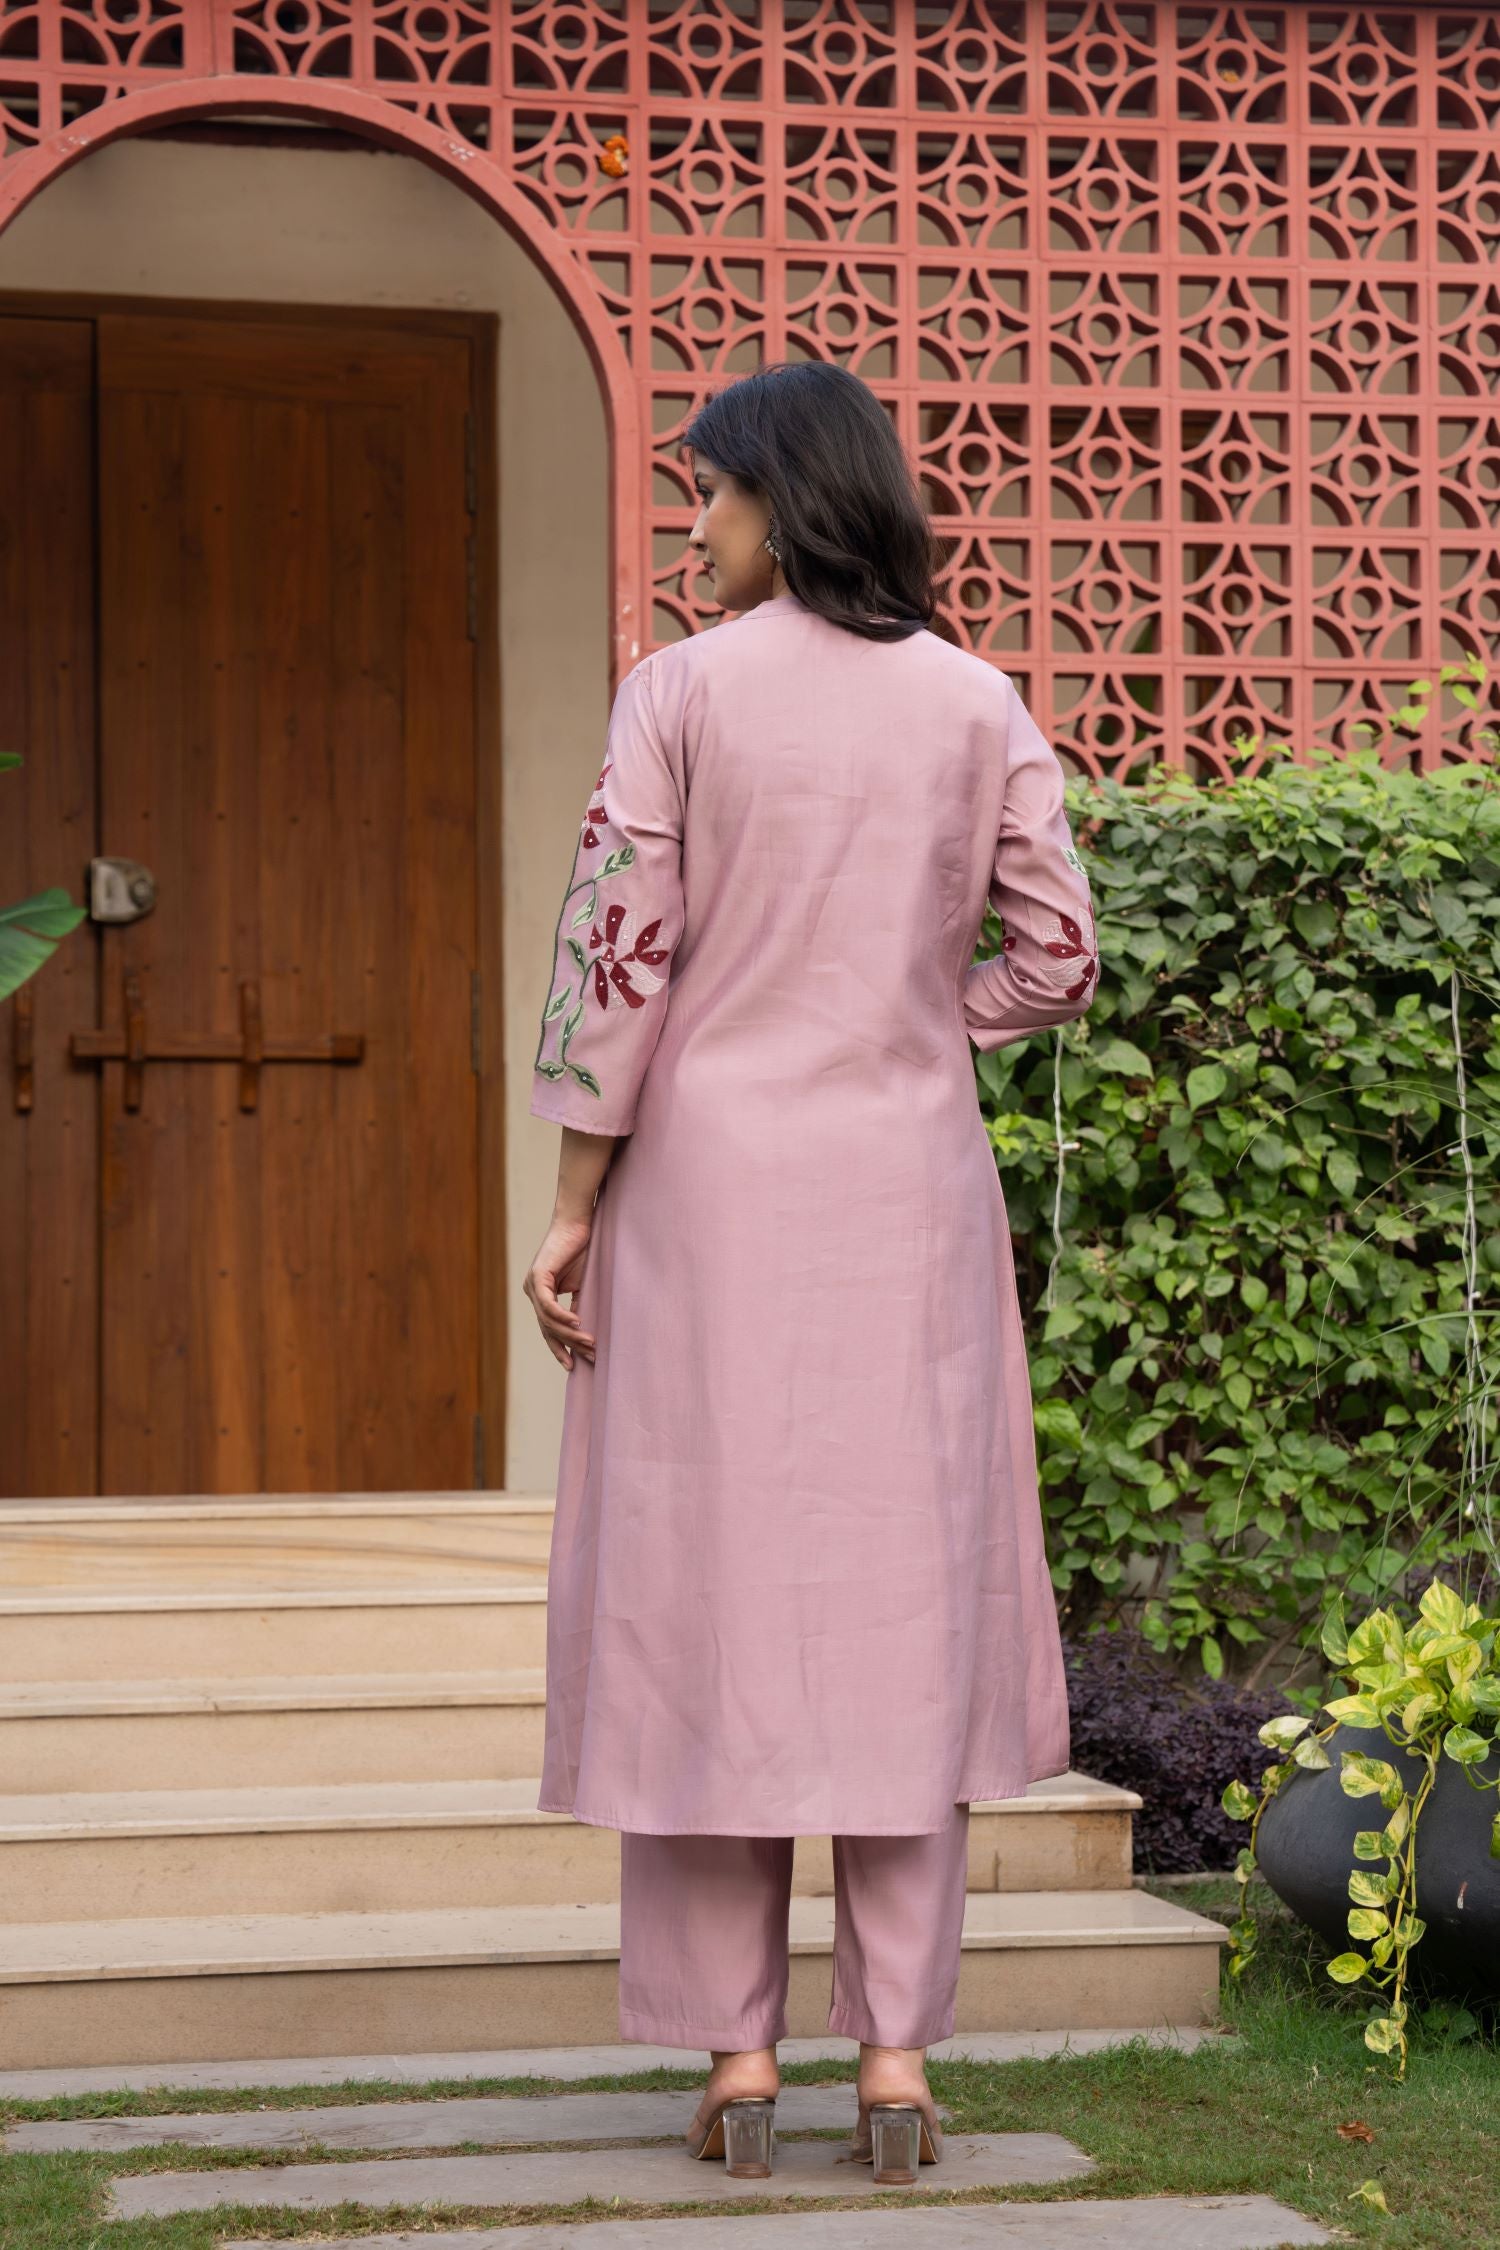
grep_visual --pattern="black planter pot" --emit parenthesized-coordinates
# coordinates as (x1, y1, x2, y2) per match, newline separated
(1255, 1724, 1500, 1998)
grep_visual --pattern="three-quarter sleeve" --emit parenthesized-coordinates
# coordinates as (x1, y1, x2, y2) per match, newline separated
(531, 650, 685, 1136)
(964, 674, 1100, 1052)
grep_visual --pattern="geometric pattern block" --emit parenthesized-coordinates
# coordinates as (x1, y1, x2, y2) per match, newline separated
(0, 3, 1495, 772)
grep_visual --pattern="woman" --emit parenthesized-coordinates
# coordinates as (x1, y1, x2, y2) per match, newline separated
(525, 361, 1098, 2185)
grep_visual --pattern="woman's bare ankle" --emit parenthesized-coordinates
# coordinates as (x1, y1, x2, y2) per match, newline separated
(704, 2044, 780, 2103)
(856, 2040, 929, 2109)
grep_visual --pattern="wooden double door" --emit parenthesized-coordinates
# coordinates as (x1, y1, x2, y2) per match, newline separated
(1, 301, 499, 1497)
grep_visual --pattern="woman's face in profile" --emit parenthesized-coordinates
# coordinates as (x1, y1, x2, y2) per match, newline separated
(686, 451, 782, 615)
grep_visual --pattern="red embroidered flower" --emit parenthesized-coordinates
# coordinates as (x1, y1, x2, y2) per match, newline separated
(589, 902, 669, 1011)
(1043, 911, 1097, 1002)
(581, 761, 614, 848)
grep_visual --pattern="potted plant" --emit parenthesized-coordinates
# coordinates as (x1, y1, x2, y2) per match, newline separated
(1222, 1577, 1500, 2075)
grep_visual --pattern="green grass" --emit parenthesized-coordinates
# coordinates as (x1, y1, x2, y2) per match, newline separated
(2, 1882, 1496, 2249)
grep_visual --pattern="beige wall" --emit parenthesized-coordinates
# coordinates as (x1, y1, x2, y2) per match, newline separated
(0, 131, 607, 1493)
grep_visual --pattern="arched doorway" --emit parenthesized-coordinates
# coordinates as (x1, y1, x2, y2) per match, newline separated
(0, 97, 627, 1498)
(0, 78, 643, 679)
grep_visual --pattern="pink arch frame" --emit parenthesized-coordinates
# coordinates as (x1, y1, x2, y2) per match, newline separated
(0, 78, 646, 691)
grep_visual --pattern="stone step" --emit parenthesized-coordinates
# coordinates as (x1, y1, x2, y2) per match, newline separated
(0, 1684, 1136, 1891)
(0, 1671, 551, 1790)
(224, 2203, 1330, 2249)
(7, 2084, 878, 2152)
(0, 1587, 547, 1682)
(0, 1891, 1228, 2070)
(0, 1495, 555, 1593)
(109, 2132, 1095, 2219)
(0, 1779, 610, 1921)
(0, 1771, 1139, 1921)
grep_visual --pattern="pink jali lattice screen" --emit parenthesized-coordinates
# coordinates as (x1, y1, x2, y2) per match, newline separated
(0, 1, 1496, 772)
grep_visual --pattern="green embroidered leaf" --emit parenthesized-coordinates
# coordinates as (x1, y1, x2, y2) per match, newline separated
(600, 845, 636, 876)
(560, 1005, 584, 1059)
(534, 1060, 566, 1081)
(567, 1063, 603, 1098)
(543, 987, 572, 1022)
(571, 892, 597, 929)
(567, 937, 588, 972)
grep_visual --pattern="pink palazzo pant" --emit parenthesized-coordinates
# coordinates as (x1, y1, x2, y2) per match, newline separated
(617, 1804, 971, 2050)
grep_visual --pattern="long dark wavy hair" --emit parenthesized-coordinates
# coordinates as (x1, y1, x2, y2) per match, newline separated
(682, 362, 943, 643)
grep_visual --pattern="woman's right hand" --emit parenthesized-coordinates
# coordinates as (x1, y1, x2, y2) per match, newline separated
(525, 1213, 597, 1370)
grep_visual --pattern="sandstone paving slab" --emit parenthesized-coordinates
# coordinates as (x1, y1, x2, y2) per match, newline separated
(108, 2131, 1092, 2218)
(10, 2085, 876, 2154)
(223, 2197, 1331, 2249)
(0, 2025, 1229, 2099)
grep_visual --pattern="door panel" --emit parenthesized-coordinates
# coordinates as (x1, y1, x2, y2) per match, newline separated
(0, 317, 100, 1497)
(2, 307, 484, 1498)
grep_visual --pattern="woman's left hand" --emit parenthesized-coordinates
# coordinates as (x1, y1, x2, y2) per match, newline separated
(525, 1214, 596, 1369)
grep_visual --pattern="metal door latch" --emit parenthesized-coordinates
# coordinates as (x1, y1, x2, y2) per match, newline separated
(89, 857, 156, 923)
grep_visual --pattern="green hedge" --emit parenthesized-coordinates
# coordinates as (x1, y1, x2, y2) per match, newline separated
(980, 663, 1500, 1688)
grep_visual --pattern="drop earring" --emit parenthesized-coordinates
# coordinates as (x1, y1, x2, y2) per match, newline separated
(763, 515, 782, 564)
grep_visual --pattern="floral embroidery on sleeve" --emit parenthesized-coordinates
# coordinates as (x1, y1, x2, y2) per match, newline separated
(1036, 840, 1098, 1000)
(999, 852, 1098, 999)
(588, 903, 669, 1011)
(534, 853, 636, 1102)
(1042, 911, 1098, 1003)
(532, 649, 685, 1124)
(533, 757, 675, 1103)
(580, 761, 612, 849)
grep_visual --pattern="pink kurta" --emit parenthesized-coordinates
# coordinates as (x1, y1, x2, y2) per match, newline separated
(530, 591, 1099, 1835)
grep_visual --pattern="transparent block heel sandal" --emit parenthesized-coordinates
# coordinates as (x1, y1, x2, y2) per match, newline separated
(684, 2094, 776, 2178)
(854, 2099, 945, 2186)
